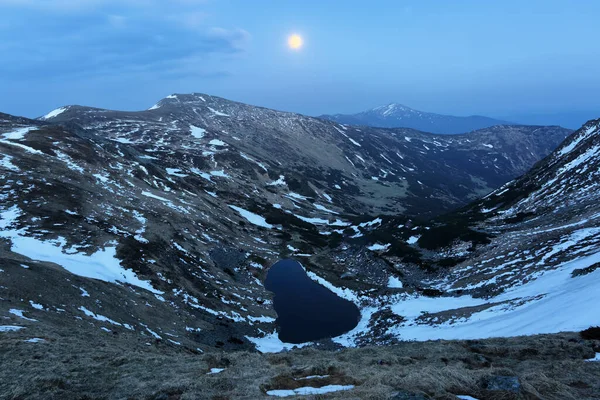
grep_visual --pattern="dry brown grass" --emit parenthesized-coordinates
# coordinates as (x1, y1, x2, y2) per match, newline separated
(0, 331, 599, 399)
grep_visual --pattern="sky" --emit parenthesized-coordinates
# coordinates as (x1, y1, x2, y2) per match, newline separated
(1, 0, 599, 128)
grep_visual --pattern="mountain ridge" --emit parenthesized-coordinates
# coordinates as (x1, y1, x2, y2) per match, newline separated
(320, 102, 515, 134)
(0, 93, 589, 357)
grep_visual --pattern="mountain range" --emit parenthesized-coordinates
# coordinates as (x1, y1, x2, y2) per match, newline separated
(1, 93, 599, 398)
(319, 103, 513, 134)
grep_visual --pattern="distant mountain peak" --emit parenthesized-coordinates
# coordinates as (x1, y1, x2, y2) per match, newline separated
(320, 104, 512, 134)
(371, 103, 419, 117)
(149, 93, 210, 110)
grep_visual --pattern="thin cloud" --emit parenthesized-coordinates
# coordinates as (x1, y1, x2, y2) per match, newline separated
(0, 1, 249, 80)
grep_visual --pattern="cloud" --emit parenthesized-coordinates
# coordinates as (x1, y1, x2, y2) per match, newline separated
(0, 0, 249, 80)
(0, 0, 208, 13)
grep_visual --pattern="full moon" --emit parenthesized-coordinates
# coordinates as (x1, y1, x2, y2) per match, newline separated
(288, 34, 303, 50)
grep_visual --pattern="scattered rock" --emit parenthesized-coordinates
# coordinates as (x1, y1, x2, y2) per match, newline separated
(390, 390, 430, 399)
(482, 375, 520, 393)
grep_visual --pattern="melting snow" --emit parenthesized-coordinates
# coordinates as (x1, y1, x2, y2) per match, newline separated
(245, 332, 311, 353)
(190, 125, 206, 139)
(559, 125, 597, 156)
(293, 214, 350, 227)
(586, 353, 600, 362)
(210, 170, 230, 178)
(209, 139, 227, 146)
(9, 309, 37, 321)
(384, 250, 600, 341)
(388, 276, 404, 288)
(314, 204, 338, 214)
(0, 207, 161, 294)
(268, 175, 286, 186)
(79, 306, 134, 330)
(0, 139, 44, 155)
(333, 126, 361, 147)
(2, 126, 37, 140)
(29, 301, 44, 310)
(41, 107, 68, 120)
(407, 235, 420, 244)
(240, 152, 268, 172)
(166, 168, 188, 177)
(208, 368, 225, 374)
(24, 338, 46, 343)
(229, 205, 273, 229)
(208, 107, 230, 117)
(0, 326, 24, 332)
(368, 243, 390, 251)
(0, 154, 19, 171)
(287, 192, 308, 201)
(266, 385, 355, 397)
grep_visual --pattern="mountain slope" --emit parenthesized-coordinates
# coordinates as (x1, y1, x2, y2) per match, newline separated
(0, 94, 578, 354)
(337, 118, 600, 345)
(42, 93, 570, 217)
(320, 103, 513, 134)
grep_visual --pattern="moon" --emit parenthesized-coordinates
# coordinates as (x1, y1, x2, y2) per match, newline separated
(288, 34, 303, 50)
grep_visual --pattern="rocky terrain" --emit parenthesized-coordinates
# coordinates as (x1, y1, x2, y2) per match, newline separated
(340, 118, 600, 347)
(319, 103, 512, 134)
(0, 94, 571, 352)
(1, 94, 598, 398)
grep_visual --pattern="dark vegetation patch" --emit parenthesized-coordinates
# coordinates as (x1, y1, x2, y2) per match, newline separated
(580, 326, 600, 340)
(504, 211, 536, 224)
(435, 257, 468, 268)
(572, 262, 600, 278)
(478, 177, 540, 212)
(419, 288, 444, 297)
(417, 222, 491, 250)
(284, 174, 317, 198)
(365, 308, 406, 340)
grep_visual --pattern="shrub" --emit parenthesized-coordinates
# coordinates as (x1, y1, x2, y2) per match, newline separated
(580, 326, 600, 340)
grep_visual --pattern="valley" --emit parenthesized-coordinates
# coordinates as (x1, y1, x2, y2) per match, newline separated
(1, 95, 599, 399)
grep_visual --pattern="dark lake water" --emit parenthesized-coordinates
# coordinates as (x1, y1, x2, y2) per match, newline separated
(264, 259, 360, 344)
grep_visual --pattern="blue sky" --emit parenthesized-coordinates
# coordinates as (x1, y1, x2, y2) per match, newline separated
(1, 0, 599, 127)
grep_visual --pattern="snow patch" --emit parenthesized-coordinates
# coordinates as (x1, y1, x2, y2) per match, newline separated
(190, 125, 206, 139)
(388, 276, 404, 289)
(2, 126, 37, 140)
(209, 139, 227, 146)
(0, 326, 24, 332)
(41, 107, 68, 120)
(229, 205, 273, 229)
(368, 243, 390, 251)
(245, 332, 311, 353)
(0, 208, 161, 294)
(266, 385, 354, 397)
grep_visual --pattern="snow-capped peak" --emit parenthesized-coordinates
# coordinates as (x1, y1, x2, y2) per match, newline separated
(372, 103, 417, 117)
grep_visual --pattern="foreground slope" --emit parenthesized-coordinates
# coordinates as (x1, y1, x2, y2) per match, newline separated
(1, 331, 599, 399)
(319, 103, 512, 134)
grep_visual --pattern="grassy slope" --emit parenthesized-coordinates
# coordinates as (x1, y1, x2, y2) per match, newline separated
(1, 331, 599, 400)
